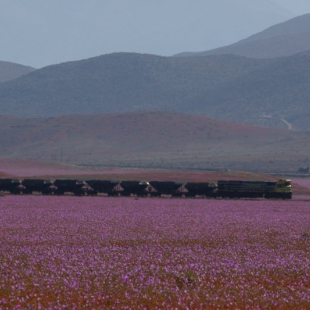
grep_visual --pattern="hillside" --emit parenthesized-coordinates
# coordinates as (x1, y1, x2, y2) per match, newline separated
(1, 52, 310, 129)
(186, 51, 310, 129)
(0, 52, 266, 116)
(0, 60, 35, 83)
(174, 13, 310, 59)
(0, 112, 309, 173)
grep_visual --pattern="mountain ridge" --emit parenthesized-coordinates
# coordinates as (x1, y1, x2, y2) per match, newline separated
(0, 60, 35, 83)
(174, 13, 310, 59)
(0, 52, 266, 115)
(0, 51, 310, 129)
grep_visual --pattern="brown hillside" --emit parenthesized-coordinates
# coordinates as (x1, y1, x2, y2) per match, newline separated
(0, 111, 309, 173)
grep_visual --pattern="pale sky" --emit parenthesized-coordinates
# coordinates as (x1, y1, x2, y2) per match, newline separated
(0, 0, 310, 68)
(273, 0, 310, 14)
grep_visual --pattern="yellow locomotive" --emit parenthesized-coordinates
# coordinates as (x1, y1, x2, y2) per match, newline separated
(216, 179, 292, 199)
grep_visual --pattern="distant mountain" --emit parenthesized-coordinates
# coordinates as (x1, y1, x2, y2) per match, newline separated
(0, 112, 309, 172)
(174, 13, 310, 59)
(0, 61, 35, 83)
(1, 52, 310, 129)
(0, 52, 266, 116)
(186, 51, 310, 130)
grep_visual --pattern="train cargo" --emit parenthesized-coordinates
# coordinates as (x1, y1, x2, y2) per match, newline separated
(0, 178, 292, 199)
(149, 181, 183, 197)
(0, 178, 22, 194)
(120, 181, 150, 197)
(21, 179, 54, 195)
(53, 179, 88, 196)
(185, 182, 216, 198)
(86, 180, 119, 196)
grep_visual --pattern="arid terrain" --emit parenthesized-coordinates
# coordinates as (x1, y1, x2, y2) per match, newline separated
(0, 112, 309, 173)
(2, 5, 310, 310)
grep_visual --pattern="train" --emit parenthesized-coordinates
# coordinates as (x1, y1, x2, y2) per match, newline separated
(0, 178, 292, 199)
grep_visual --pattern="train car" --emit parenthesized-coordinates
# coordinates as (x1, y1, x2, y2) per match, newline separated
(21, 179, 54, 195)
(216, 179, 292, 199)
(0, 177, 293, 199)
(53, 179, 88, 196)
(120, 181, 150, 197)
(0, 178, 22, 194)
(184, 182, 216, 198)
(149, 181, 183, 197)
(86, 180, 119, 196)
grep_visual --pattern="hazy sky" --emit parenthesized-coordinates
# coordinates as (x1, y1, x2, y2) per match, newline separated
(273, 0, 310, 14)
(1, 0, 310, 68)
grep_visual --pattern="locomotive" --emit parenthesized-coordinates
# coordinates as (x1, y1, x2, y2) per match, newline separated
(216, 179, 292, 199)
(0, 178, 292, 199)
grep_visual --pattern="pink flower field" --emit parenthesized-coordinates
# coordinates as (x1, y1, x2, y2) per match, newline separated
(0, 196, 309, 309)
(292, 178, 310, 189)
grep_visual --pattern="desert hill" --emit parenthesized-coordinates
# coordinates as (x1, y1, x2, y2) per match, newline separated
(186, 51, 310, 130)
(1, 52, 310, 129)
(0, 112, 309, 173)
(0, 60, 35, 83)
(174, 13, 310, 59)
(0, 53, 265, 117)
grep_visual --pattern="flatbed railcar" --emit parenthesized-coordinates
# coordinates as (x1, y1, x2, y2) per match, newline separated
(0, 178, 292, 199)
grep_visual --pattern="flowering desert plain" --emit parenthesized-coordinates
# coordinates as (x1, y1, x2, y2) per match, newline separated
(0, 161, 309, 309)
(0, 194, 309, 309)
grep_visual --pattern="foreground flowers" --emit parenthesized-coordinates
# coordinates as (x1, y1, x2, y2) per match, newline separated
(0, 196, 309, 309)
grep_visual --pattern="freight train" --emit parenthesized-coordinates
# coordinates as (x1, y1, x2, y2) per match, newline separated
(0, 178, 292, 199)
